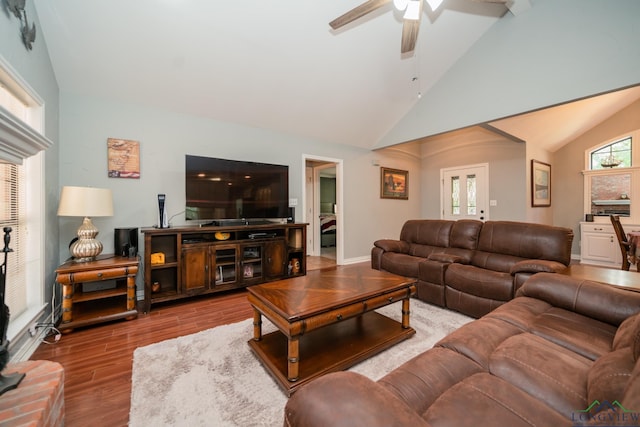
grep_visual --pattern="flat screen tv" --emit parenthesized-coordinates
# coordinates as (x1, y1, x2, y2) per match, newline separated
(185, 155, 289, 223)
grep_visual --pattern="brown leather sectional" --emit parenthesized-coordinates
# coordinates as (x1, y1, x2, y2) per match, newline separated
(371, 219, 574, 318)
(284, 273, 640, 426)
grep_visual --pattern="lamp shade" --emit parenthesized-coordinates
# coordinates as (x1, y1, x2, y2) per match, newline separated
(57, 186, 114, 217)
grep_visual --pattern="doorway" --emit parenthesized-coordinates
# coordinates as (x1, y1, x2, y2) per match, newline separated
(303, 155, 344, 266)
(441, 163, 489, 221)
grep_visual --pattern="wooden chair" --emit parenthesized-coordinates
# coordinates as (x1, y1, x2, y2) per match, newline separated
(610, 215, 632, 271)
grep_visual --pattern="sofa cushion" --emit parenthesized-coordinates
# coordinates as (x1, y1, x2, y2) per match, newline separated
(528, 307, 618, 361)
(471, 250, 524, 273)
(435, 317, 523, 369)
(284, 371, 430, 427)
(422, 373, 569, 427)
(484, 296, 552, 331)
(620, 358, 640, 415)
(613, 312, 640, 355)
(448, 219, 483, 250)
(490, 333, 591, 417)
(476, 221, 573, 265)
(380, 252, 422, 277)
(445, 288, 507, 318)
(445, 264, 514, 301)
(517, 273, 640, 326)
(587, 347, 636, 406)
(409, 243, 444, 259)
(399, 219, 452, 247)
(378, 347, 483, 417)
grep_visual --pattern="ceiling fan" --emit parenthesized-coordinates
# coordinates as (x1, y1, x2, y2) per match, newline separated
(329, 0, 507, 54)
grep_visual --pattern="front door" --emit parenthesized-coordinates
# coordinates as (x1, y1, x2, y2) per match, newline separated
(441, 164, 489, 221)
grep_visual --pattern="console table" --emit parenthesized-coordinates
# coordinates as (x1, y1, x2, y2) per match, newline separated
(55, 255, 138, 332)
(142, 223, 307, 312)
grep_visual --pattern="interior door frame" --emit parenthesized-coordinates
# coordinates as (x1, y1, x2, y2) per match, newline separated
(302, 154, 344, 265)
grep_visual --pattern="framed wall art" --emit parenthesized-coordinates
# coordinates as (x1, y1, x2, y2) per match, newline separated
(108, 138, 140, 179)
(380, 167, 408, 200)
(531, 159, 551, 207)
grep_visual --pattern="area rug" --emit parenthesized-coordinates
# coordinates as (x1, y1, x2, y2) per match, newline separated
(129, 299, 471, 427)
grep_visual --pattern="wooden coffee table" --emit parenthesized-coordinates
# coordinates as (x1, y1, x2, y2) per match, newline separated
(247, 263, 416, 395)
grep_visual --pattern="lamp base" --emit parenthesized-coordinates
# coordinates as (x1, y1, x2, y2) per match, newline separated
(70, 217, 104, 262)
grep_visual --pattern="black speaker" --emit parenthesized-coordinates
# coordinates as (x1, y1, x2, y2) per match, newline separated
(287, 207, 295, 223)
(115, 228, 138, 257)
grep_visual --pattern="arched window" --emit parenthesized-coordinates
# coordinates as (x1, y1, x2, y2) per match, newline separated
(590, 136, 632, 170)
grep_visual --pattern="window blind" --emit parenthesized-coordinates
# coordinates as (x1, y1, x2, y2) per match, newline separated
(0, 162, 26, 319)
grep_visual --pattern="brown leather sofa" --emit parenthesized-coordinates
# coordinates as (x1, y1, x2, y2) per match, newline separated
(284, 273, 640, 427)
(371, 219, 574, 318)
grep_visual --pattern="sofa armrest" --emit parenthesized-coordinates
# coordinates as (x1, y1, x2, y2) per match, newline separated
(284, 372, 430, 427)
(509, 259, 567, 275)
(428, 253, 464, 263)
(516, 273, 640, 326)
(374, 239, 410, 254)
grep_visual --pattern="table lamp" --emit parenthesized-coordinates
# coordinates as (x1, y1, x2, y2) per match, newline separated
(57, 186, 114, 262)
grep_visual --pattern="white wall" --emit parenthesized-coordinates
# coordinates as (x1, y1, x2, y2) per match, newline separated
(379, 0, 640, 148)
(420, 138, 526, 220)
(554, 99, 640, 255)
(57, 93, 422, 265)
(1, 1, 60, 354)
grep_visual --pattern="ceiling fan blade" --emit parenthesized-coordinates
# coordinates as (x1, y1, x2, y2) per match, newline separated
(400, 10, 422, 53)
(329, 0, 392, 30)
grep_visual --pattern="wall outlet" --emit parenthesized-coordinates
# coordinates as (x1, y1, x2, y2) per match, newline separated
(28, 325, 37, 337)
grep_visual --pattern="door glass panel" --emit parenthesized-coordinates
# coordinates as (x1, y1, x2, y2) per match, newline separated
(467, 174, 476, 215)
(451, 176, 460, 215)
(590, 174, 631, 217)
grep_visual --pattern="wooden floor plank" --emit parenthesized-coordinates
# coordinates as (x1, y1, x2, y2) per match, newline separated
(29, 256, 336, 427)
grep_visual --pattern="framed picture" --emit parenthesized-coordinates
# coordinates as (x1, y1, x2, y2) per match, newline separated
(381, 167, 408, 200)
(108, 138, 140, 179)
(531, 159, 551, 207)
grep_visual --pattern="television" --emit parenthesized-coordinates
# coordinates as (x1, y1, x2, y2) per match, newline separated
(185, 155, 289, 224)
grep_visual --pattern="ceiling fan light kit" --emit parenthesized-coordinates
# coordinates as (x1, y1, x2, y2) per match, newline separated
(404, 1, 422, 20)
(393, 0, 410, 10)
(425, 0, 445, 11)
(330, 0, 507, 54)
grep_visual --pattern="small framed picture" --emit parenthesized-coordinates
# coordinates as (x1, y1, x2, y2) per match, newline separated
(107, 138, 140, 179)
(380, 167, 408, 200)
(531, 159, 551, 207)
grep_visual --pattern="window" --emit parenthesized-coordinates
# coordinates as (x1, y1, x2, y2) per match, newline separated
(0, 163, 26, 317)
(590, 137, 632, 170)
(583, 131, 640, 222)
(0, 56, 48, 344)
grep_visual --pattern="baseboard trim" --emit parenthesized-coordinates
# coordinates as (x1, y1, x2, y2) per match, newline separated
(342, 255, 370, 265)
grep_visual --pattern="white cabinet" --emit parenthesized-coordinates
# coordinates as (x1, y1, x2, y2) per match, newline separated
(580, 222, 640, 267)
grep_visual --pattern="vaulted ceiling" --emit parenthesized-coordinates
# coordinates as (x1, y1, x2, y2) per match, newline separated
(32, 1, 639, 152)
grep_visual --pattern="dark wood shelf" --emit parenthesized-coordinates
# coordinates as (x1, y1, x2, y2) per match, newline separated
(142, 223, 308, 312)
(73, 286, 128, 303)
(56, 256, 139, 332)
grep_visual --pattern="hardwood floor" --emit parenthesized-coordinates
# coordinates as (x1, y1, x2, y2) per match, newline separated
(29, 256, 337, 427)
